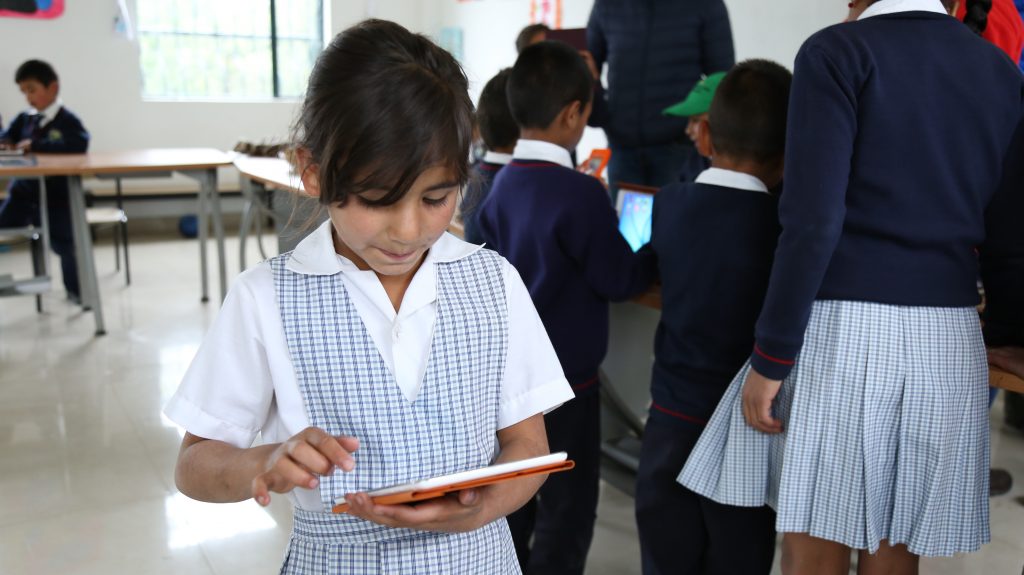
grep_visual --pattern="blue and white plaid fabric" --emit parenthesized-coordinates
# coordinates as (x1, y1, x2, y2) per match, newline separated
(271, 249, 521, 574)
(679, 300, 990, 557)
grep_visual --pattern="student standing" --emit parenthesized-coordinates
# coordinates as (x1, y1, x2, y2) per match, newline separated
(477, 41, 657, 575)
(166, 20, 574, 574)
(680, 1, 1024, 573)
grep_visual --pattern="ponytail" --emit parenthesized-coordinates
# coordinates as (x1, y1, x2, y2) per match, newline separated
(963, 0, 993, 35)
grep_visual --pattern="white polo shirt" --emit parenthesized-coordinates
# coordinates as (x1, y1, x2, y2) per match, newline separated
(165, 220, 573, 510)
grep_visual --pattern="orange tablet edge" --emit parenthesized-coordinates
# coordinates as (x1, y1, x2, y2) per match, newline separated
(332, 460, 575, 514)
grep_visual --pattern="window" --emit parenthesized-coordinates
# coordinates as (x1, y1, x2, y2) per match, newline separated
(137, 0, 323, 100)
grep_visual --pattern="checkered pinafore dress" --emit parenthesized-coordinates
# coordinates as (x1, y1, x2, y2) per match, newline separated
(270, 249, 521, 574)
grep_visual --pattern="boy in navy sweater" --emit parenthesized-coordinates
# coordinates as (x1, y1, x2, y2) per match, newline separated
(460, 68, 517, 245)
(477, 41, 656, 575)
(635, 60, 791, 575)
(0, 60, 90, 303)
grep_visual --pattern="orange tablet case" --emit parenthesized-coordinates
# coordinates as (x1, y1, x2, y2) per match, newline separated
(332, 459, 575, 514)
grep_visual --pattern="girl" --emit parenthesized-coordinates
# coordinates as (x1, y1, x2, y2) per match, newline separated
(679, 1, 1024, 574)
(165, 19, 573, 574)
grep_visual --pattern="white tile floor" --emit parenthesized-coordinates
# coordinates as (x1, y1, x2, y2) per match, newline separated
(1, 233, 1022, 575)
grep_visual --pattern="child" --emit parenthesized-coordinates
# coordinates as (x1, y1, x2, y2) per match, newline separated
(637, 59, 791, 575)
(460, 68, 517, 245)
(476, 40, 657, 575)
(680, 0, 1024, 573)
(0, 60, 89, 303)
(165, 20, 574, 574)
(661, 71, 726, 182)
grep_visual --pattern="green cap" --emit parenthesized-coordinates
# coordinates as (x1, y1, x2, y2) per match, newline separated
(662, 71, 727, 117)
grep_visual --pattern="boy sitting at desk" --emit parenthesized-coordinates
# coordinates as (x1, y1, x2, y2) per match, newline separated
(0, 59, 90, 304)
(477, 40, 656, 575)
(636, 59, 791, 575)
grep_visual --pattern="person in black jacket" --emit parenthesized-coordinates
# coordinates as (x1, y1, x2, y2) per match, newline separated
(0, 60, 90, 303)
(587, 0, 734, 199)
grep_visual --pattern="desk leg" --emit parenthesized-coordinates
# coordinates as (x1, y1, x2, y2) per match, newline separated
(68, 175, 106, 336)
(238, 175, 255, 273)
(206, 169, 227, 302)
(197, 174, 210, 302)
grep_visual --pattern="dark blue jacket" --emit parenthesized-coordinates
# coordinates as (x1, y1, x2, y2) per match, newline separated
(650, 181, 779, 426)
(477, 159, 657, 389)
(1, 107, 90, 205)
(586, 0, 735, 147)
(749, 12, 1024, 380)
(460, 160, 504, 246)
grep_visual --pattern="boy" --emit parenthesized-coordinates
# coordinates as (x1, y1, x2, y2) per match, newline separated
(662, 71, 726, 181)
(636, 59, 791, 575)
(477, 41, 656, 575)
(460, 68, 517, 245)
(0, 60, 90, 303)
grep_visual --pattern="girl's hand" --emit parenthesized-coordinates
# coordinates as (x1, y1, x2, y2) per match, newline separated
(741, 368, 784, 434)
(988, 346, 1024, 380)
(251, 427, 359, 506)
(343, 488, 487, 533)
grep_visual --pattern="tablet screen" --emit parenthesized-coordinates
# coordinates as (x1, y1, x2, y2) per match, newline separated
(617, 189, 654, 252)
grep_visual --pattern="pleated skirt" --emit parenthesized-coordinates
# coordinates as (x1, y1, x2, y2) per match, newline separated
(678, 300, 990, 556)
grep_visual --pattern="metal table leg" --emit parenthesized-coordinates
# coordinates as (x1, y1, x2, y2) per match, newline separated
(68, 175, 105, 335)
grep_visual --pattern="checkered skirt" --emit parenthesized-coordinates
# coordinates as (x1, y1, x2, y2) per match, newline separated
(272, 249, 520, 574)
(678, 300, 990, 556)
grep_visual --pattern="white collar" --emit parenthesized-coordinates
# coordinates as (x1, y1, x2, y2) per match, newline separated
(512, 139, 574, 169)
(694, 167, 770, 194)
(32, 98, 63, 122)
(286, 219, 483, 277)
(858, 0, 947, 20)
(483, 151, 513, 165)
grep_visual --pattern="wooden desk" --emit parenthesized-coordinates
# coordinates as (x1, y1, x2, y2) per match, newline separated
(990, 367, 1024, 393)
(0, 149, 233, 335)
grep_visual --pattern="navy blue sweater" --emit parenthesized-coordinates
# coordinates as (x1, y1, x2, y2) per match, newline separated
(651, 182, 780, 425)
(1, 107, 90, 206)
(586, 0, 735, 147)
(460, 160, 504, 246)
(751, 12, 1024, 380)
(477, 160, 657, 389)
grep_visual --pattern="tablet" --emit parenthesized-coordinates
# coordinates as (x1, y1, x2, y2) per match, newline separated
(546, 28, 588, 51)
(615, 183, 658, 252)
(332, 452, 574, 513)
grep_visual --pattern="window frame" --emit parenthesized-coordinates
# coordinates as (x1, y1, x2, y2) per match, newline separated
(136, 0, 324, 101)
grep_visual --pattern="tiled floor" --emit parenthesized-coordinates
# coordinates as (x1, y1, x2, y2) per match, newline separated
(1, 233, 1022, 574)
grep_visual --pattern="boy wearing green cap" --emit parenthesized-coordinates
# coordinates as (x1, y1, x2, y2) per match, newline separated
(661, 71, 726, 183)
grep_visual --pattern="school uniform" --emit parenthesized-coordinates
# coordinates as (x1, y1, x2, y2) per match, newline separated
(0, 100, 90, 298)
(460, 150, 511, 245)
(637, 168, 779, 575)
(477, 139, 657, 574)
(165, 221, 574, 574)
(679, 0, 1024, 557)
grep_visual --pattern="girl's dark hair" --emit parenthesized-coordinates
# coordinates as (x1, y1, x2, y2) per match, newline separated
(962, 0, 992, 35)
(293, 19, 474, 207)
(477, 68, 519, 150)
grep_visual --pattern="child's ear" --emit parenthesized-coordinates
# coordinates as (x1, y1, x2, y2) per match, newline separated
(562, 100, 583, 128)
(695, 118, 714, 159)
(295, 147, 321, 198)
